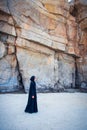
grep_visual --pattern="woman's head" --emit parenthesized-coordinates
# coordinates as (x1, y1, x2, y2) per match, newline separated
(30, 76, 35, 81)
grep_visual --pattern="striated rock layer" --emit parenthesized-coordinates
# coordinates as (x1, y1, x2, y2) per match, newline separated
(0, 0, 86, 92)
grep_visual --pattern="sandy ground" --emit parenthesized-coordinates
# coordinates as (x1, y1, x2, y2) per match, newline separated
(0, 93, 87, 130)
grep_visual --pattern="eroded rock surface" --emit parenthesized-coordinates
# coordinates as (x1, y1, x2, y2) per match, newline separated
(0, 0, 87, 92)
(70, 0, 87, 91)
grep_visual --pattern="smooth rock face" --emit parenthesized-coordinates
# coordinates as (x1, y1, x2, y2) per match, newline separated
(0, 33, 23, 92)
(0, 55, 20, 92)
(16, 41, 75, 92)
(58, 54, 75, 88)
(76, 57, 87, 89)
(0, 0, 87, 92)
(16, 44, 55, 92)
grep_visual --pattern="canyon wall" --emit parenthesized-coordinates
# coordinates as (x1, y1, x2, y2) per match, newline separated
(70, 0, 87, 91)
(0, 0, 86, 92)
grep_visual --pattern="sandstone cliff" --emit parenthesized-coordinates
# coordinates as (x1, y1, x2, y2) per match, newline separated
(70, 0, 87, 91)
(0, 0, 87, 92)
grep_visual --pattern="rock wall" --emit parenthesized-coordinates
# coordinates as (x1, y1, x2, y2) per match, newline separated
(0, 0, 86, 92)
(70, 0, 87, 91)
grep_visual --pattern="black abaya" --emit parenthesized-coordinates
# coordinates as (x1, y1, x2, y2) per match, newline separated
(25, 80, 38, 113)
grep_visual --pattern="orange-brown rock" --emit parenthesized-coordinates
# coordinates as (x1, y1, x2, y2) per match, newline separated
(0, 0, 87, 92)
(70, 0, 87, 90)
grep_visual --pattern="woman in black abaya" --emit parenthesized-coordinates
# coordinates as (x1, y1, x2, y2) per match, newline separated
(25, 76, 38, 113)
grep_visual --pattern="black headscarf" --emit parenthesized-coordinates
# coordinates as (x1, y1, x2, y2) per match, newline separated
(30, 76, 35, 82)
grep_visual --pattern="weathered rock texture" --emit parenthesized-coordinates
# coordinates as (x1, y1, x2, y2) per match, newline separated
(70, 0, 87, 91)
(0, 0, 87, 92)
